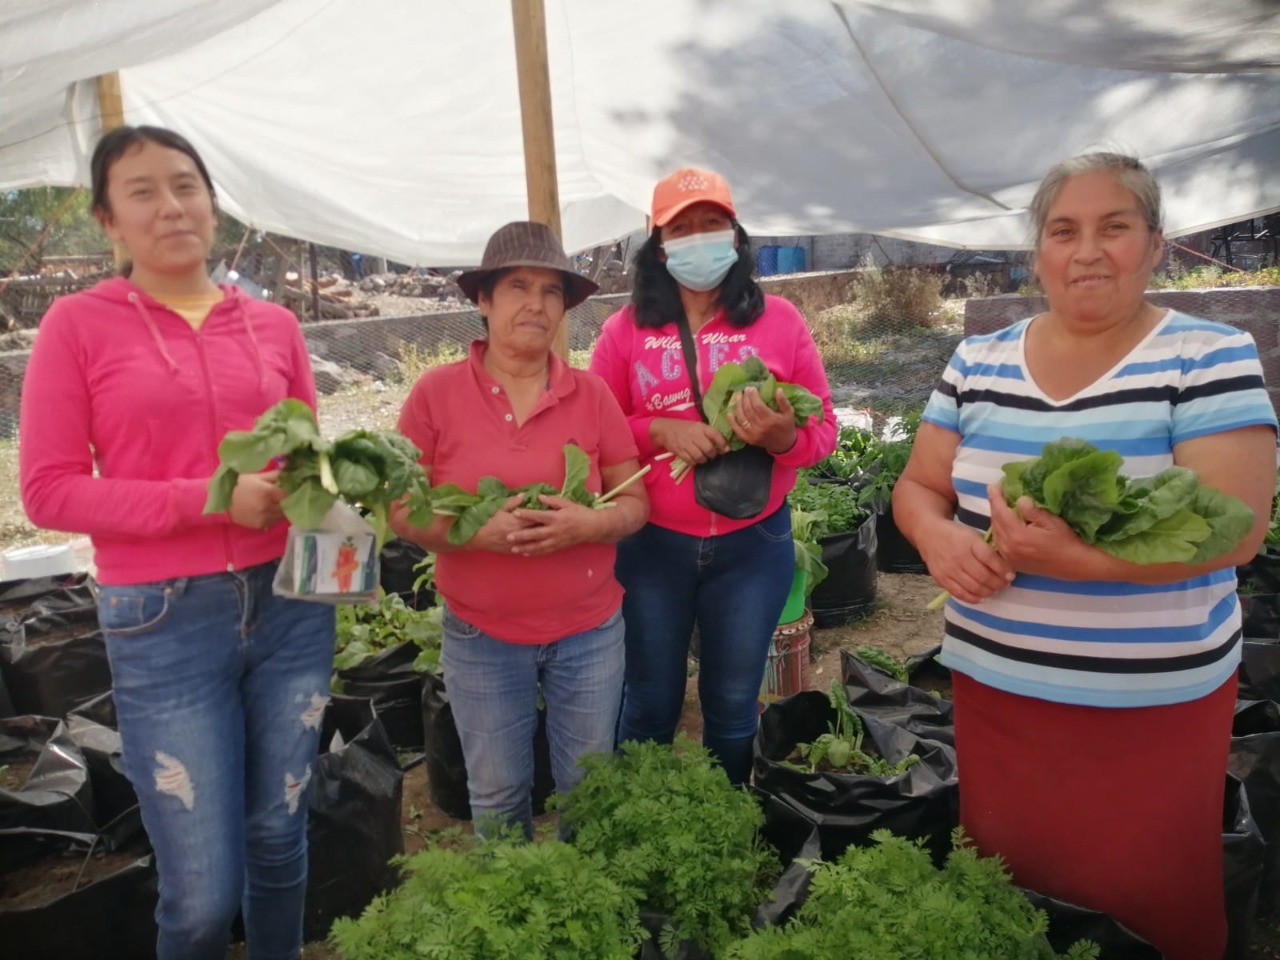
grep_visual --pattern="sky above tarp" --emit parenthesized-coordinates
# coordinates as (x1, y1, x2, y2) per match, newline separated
(2, 0, 1277, 262)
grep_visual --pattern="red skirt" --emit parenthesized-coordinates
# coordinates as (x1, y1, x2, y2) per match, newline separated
(953, 671, 1234, 960)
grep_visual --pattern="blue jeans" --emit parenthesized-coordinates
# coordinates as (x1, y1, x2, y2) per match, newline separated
(97, 561, 336, 960)
(440, 604, 625, 838)
(616, 506, 795, 785)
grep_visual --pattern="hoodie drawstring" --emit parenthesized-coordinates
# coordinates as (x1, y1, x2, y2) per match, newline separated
(234, 294, 268, 389)
(128, 292, 180, 375)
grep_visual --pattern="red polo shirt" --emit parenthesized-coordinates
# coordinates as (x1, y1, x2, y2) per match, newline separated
(398, 340, 638, 643)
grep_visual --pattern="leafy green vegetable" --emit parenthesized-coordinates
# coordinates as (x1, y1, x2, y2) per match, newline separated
(855, 644, 909, 682)
(431, 444, 648, 545)
(332, 591, 443, 676)
(725, 828, 1100, 960)
(789, 681, 920, 776)
(329, 835, 644, 960)
(669, 356, 824, 483)
(806, 411, 921, 511)
(550, 736, 779, 955)
(790, 508, 829, 598)
(928, 438, 1256, 610)
(204, 399, 433, 550)
(786, 478, 870, 537)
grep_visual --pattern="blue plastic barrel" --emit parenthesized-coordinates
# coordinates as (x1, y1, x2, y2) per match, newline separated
(778, 246, 806, 274)
(756, 246, 780, 276)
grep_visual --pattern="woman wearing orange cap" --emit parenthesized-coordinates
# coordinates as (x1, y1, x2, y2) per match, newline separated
(590, 168, 837, 785)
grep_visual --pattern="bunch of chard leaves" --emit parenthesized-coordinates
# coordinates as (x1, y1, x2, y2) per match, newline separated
(1001, 437, 1254, 564)
(431, 443, 642, 546)
(669, 355, 824, 482)
(790, 507, 829, 597)
(927, 437, 1255, 610)
(204, 399, 433, 550)
(791, 681, 920, 776)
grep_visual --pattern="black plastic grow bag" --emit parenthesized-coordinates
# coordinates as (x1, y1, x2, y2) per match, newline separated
(809, 515, 878, 627)
(839, 648, 955, 746)
(752, 689, 958, 866)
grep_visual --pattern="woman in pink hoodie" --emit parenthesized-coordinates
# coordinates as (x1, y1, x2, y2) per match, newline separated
(589, 168, 837, 785)
(19, 126, 335, 960)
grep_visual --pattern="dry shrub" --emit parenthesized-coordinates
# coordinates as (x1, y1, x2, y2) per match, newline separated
(395, 339, 466, 383)
(849, 259, 945, 332)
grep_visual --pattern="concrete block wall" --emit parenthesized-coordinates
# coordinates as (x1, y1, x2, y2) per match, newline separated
(964, 287, 1280, 418)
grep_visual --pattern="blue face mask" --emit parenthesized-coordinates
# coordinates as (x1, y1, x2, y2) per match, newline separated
(662, 229, 739, 292)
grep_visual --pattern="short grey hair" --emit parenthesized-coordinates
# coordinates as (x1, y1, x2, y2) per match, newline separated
(1028, 153, 1163, 250)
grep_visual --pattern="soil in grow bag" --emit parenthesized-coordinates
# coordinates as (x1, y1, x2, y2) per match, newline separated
(0, 819, 158, 960)
(0, 717, 95, 834)
(809, 515, 878, 628)
(906, 645, 954, 701)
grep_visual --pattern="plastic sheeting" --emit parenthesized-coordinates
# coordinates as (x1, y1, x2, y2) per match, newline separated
(1, 0, 1277, 261)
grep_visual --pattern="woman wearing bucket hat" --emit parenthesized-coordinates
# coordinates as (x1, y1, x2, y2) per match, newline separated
(589, 168, 837, 786)
(391, 221, 647, 837)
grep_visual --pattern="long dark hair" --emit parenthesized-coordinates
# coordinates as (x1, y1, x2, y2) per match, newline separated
(629, 222, 764, 329)
(90, 125, 217, 216)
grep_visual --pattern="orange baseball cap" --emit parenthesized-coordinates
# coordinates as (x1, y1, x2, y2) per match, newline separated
(650, 167, 736, 227)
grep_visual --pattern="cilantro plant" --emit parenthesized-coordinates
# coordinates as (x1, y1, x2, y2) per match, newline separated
(333, 591, 443, 675)
(551, 737, 779, 956)
(328, 835, 644, 960)
(789, 681, 920, 775)
(668, 355, 825, 483)
(430, 444, 648, 545)
(204, 399, 433, 550)
(725, 828, 1100, 959)
(929, 437, 1257, 609)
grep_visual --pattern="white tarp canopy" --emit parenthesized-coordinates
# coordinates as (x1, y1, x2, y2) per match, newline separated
(2, 0, 1277, 262)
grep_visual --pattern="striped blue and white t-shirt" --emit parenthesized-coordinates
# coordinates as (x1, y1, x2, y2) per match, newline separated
(924, 310, 1277, 708)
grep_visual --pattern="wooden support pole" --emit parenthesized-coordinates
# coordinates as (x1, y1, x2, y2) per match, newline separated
(96, 73, 127, 268)
(510, 0, 570, 357)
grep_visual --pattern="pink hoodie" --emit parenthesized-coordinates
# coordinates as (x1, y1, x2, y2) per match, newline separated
(19, 277, 317, 586)
(589, 295, 837, 536)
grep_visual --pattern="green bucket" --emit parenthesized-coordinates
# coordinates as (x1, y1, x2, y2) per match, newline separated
(778, 567, 807, 625)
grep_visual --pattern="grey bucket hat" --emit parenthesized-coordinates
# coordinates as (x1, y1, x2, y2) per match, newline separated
(456, 221, 599, 309)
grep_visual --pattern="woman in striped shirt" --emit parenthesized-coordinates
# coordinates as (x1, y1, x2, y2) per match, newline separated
(893, 153, 1276, 960)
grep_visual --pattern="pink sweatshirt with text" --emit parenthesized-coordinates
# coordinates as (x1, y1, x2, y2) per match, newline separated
(589, 295, 836, 536)
(19, 277, 317, 585)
